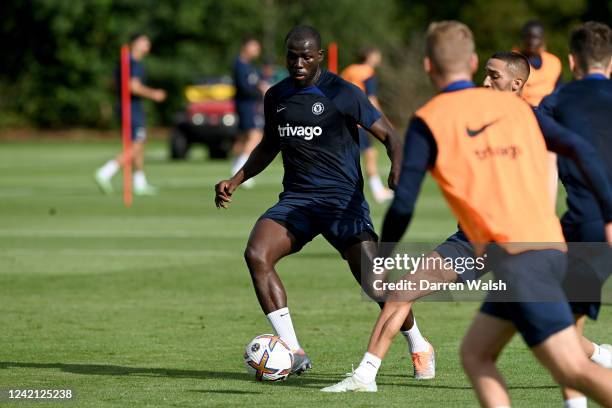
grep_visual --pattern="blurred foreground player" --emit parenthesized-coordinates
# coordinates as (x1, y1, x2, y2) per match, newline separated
(95, 33, 166, 195)
(323, 23, 612, 405)
(342, 46, 394, 203)
(322, 49, 612, 393)
(215, 25, 435, 376)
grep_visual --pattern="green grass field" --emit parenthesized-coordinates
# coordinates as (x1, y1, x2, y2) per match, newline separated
(0, 140, 609, 407)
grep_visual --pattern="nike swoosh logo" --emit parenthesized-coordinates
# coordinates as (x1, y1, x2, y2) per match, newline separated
(280, 313, 289, 317)
(466, 119, 500, 137)
(276, 106, 286, 113)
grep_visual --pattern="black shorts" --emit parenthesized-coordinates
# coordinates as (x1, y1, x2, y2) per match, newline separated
(435, 229, 487, 283)
(260, 195, 377, 256)
(480, 246, 574, 348)
(562, 219, 611, 320)
(236, 101, 263, 131)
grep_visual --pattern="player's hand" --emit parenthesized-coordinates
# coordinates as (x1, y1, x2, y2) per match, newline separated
(605, 222, 612, 245)
(153, 89, 167, 102)
(215, 180, 237, 209)
(388, 165, 400, 191)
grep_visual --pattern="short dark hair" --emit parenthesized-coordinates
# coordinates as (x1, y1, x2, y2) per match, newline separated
(521, 20, 544, 37)
(490, 51, 530, 80)
(285, 25, 322, 49)
(241, 34, 259, 47)
(570, 21, 612, 72)
(358, 46, 379, 63)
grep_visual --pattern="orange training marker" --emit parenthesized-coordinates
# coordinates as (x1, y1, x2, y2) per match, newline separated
(328, 42, 338, 74)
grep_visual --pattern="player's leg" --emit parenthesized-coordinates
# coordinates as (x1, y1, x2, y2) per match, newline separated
(233, 128, 262, 172)
(460, 311, 515, 408)
(121, 127, 155, 195)
(95, 150, 127, 195)
(532, 325, 612, 407)
(243, 128, 263, 156)
(244, 216, 312, 374)
(231, 102, 260, 187)
(561, 314, 588, 407)
(347, 238, 433, 372)
(244, 218, 296, 313)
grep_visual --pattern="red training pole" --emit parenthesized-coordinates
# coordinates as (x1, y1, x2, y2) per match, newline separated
(328, 42, 338, 74)
(120, 44, 133, 207)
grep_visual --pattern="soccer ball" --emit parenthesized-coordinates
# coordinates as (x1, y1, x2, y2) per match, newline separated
(244, 334, 293, 381)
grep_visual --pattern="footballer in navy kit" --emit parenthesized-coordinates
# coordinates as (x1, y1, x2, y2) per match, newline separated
(215, 25, 418, 375)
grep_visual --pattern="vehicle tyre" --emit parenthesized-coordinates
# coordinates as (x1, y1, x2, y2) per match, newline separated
(169, 128, 190, 160)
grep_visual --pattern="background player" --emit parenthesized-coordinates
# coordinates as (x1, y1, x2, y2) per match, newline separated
(323, 23, 612, 403)
(95, 33, 166, 195)
(214, 25, 434, 377)
(519, 20, 564, 209)
(231, 35, 268, 187)
(341, 46, 394, 203)
(539, 21, 612, 408)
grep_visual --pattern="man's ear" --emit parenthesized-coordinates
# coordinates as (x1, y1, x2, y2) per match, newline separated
(423, 57, 432, 74)
(318, 49, 325, 62)
(470, 53, 479, 74)
(568, 54, 575, 72)
(512, 78, 524, 93)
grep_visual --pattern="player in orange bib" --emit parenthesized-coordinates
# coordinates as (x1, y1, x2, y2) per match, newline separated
(342, 47, 395, 203)
(519, 20, 564, 212)
(519, 20, 562, 107)
(322, 22, 612, 406)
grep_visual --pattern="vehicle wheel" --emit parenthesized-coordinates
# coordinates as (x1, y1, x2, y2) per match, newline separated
(169, 128, 190, 160)
(208, 143, 229, 159)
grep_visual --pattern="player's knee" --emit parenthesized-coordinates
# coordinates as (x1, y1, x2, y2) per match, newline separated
(460, 340, 489, 371)
(550, 357, 592, 389)
(244, 245, 269, 272)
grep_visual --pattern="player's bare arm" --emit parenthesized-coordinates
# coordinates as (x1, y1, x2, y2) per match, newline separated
(130, 77, 166, 102)
(366, 116, 402, 189)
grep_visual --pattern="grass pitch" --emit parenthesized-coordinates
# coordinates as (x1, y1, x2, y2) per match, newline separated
(0, 140, 609, 407)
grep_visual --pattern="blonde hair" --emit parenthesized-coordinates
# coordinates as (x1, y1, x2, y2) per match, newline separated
(426, 21, 475, 74)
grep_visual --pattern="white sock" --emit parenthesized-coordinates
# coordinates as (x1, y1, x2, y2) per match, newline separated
(590, 343, 611, 366)
(353, 352, 381, 384)
(266, 307, 301, 351)
(231, 154, 249, 176)
(98, 160, 119, 179)
(368, 175, 385, 195)
(134, 171, 147, 189)
(564, 396, 587, 408)
(401, 318, 430, 353)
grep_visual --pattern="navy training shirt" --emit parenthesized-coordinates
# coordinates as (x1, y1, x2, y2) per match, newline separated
(264, 70, 382, 206)
(539, 74, 612, 226)
(115, 57, 146, 126)
(233, 57, 261, 102)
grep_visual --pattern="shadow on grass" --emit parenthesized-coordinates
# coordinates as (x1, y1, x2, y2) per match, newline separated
(189, 389, 263, 395)
(0, 362, 557, 391)
(0, 361, 324, 388)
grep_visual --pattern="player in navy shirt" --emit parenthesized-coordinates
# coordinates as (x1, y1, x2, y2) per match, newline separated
(538, 22, 612, 403)
(215, 26, 404, 375)
(95, 33, 166, 196)
(230, 36, 267, 187)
